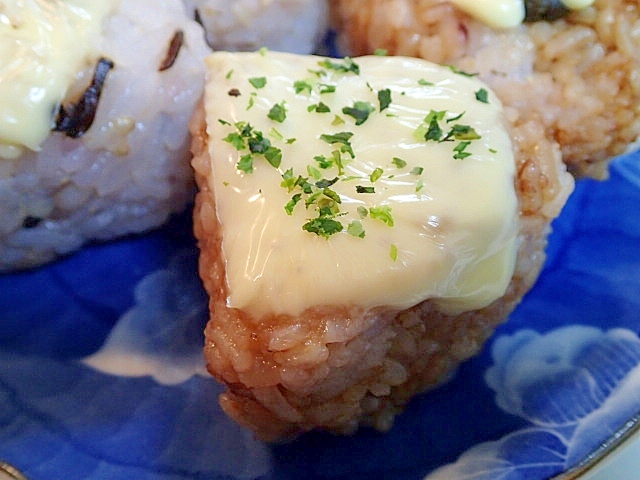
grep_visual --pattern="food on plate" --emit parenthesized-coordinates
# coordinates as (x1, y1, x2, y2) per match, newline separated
(182, 0, 329, 54)
(191, 50, 574, 440)
(0, 0, 209, 271)
(330, 0, 640, 178)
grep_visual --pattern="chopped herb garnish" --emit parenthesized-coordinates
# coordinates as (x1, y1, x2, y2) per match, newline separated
(418, 78, 434, 86)
(425, 115, 444, 141)
(392, 157, 407, 168)
(318, 57, 360, 75)
(285, 193, 302, 215)
(331, 115, 345, 126)
(247, 92, 256, 110)
(267, 102, 287, 122)
(264, 146, 282, 167)
(370, 205, 394, 227)
(249, 76, 267, 89)
(356, 185, 375, 194)
(316, 177, 339, 188)
(374, 48, 388, 56)
(294, 80, 313, 95)
(319, 84, 336, 94)
(357, 206, 369, 218)
(446, 111, 465, 123)
(447, 65, 478, 77)
(444, 124, 481, 141)
(320, 132, 355, 158)
(370, 167, 383, 182)
(237, 154, 254, 173)
(347, 220, 366, 238)
(303, 216, 343, 238)
(308, 102, 331, 113)
(259, 47, 268, 56)
(475, 88, 489, 103)
(390, 244, 398, 261)
(223, 131, 245, 150)
(225, 69, 234, 79)
(307, 164, 322, 180)
(378, 88, 391, 111)
(342, 101, 375, 125)
(314, 155, 333, 169)
(416, 179, 424, 192)
(411, 166, 424, 175)
(453, 141, 472, 160)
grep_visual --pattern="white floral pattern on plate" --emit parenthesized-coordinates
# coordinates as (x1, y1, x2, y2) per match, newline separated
(0, 152, 638, 479)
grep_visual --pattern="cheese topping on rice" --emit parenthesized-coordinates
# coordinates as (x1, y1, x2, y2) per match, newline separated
(203, 51, 519, 317)
(0, 0, 113, 159)
(451, 0, 595, 29)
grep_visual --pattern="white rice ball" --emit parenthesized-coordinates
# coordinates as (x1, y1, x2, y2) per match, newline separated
(0, 0, 210, 271)
(182, 0, 329, 54)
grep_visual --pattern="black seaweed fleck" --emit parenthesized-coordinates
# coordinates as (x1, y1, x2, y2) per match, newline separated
(228, 88, 241, 97)
(54, 57, 114, 138)
(524, 0, 569, 22)
(159, 30, 184, 72)
(22, 216, 42, 229)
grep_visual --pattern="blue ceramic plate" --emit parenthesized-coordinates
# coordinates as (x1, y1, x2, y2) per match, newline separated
(1, 149, 639, 480)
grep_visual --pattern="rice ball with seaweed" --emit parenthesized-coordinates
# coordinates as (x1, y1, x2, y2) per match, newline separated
(0, 0, 210, 271)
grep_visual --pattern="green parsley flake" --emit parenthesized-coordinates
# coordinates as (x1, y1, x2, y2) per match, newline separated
(411, 166, 424, 175)
(475, 88, 489, 103)
(319, 84, 336, 94)
(374, 48, 388, 56)
(356, 185, 375, 194)
(392, 157, 407, 168)
(347, 220, 366, 238)
(418, 78, 434, 86)
(285, 193, 302, 215)
(320, 132, 355, 158)
(237, 154, 253, 174)
(249, 76, 267, 89)
(342, 101, 375, 126)
(370, 205, 394, 227)
(453, 141, 472, 160)
(370, 167, 383, 183)
(303, 217, 343, 238)
(447, 65, 478, 77)
(308, 102, 331, 113)
(378, 88, 391, 112)
(294, 80, 313, 95)
(390, 244, 398, 261)
(317, 57, 360, 75)
(268, 102, 287, 123)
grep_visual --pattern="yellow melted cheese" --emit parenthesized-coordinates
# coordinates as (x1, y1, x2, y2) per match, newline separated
(0, 0, 113, 159)
(203, 51, 519, 317)
(451, 0, 595, 29)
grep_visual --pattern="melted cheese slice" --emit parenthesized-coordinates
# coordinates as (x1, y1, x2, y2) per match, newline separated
(203, 51, 518, 317)
(451, 0, 595, 29)
(0, 0, 113, 159)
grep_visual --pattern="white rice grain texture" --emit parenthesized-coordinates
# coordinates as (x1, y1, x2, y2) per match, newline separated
(0, 0, 210, 271)
(182, 0, 329, 54)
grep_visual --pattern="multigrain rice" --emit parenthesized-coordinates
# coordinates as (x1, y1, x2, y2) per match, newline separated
(330, 0, 640, 178)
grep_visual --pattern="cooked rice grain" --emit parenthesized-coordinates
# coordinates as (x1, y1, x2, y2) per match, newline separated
(191, 92, 574, 440)
(330, 0, 640, 178)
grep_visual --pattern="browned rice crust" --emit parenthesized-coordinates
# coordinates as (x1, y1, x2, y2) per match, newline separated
(330, 0, 640, 179)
